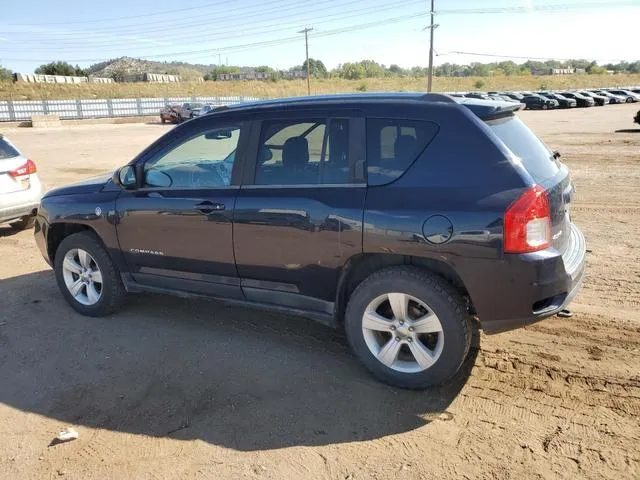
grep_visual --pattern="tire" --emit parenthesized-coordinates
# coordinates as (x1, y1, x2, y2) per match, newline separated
(161, 117, 166, 124)
(54, 231, 125, 317)
(542, 104, 548, 110)
(344, 266, 471, 389)
(11, 215, 35, 230)
(626, 97, 633, 103)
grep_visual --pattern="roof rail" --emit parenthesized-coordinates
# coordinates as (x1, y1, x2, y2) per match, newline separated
(420, 93, 457, 103)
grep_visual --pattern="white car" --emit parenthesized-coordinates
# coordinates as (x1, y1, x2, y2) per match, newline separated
(0, 135, 42, 230)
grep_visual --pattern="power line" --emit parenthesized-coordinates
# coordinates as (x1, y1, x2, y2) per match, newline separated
(444, 51, 630, 63)
(7, 0, 421, 51)
(438, 1, 638, 15)
(0, 11, 429, 63)
(4, 0, 367, 36)
(5, 0, 259, 26)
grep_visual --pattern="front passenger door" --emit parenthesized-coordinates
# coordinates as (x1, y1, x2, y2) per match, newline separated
(116, 121, 246, 299)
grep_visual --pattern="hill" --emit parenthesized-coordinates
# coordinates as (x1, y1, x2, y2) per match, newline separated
(87, 57, 211, 80)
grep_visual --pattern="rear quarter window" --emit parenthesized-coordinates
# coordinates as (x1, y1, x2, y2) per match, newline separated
(366, 118, 438, 186)
(486, 115, 559, 183)
(0, 137, 20, 160)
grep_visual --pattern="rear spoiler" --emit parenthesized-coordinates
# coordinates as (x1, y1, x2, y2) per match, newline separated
(418, 93, 524, 120)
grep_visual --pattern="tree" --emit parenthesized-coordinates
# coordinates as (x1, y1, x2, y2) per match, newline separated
(35, 61, 86, 76)
(497, 61, 518, 76)
(206, 65, 241, 80)
(0, 65, 12, 81)
(387, 64, 407, 76)
(301, 58, 327, 78)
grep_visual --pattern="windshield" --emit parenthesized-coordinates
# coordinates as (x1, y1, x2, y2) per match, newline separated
(0, 137, 20, 160)
(486, 115, 560, 183)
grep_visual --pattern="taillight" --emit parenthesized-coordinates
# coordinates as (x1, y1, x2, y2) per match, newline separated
(9, 159, 37, 177)
(504, 185, 551, 253)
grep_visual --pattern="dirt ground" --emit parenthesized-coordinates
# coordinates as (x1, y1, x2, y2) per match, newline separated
(1, 105, 639, 480)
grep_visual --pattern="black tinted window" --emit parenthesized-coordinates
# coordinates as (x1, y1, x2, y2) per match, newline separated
(0, 137, 20, 159)
(366, 118, 438, 186)
(255, 118, 350, 185)
(487, 115, 559, 183)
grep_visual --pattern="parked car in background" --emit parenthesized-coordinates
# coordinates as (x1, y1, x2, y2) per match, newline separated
(539, 92, 577, 109)
(177, 102, 204, 121)
(606, 89, 640, 103)
(521, 95, 558, 110)
(590, 90, 626, 104)
(577, 91, 607, 106)
(0, 135, 41, 229)
(160, 104, 180, 124)
(163, 102, 205, 122)
(559, 92, 595, 108)
(33, 93, 586, 389)
(488, 94, 519, 103)
(463, 93, 491, 100)
(190, 104, 221, 118)
(502, 92, 526, 101)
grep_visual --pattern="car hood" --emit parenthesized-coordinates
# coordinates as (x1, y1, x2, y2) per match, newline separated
(43, 172, 112, 198)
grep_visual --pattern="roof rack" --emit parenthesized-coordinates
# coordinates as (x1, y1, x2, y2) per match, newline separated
(419, 93, 457, 103)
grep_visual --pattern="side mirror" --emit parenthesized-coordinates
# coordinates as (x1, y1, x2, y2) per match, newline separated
(112, 165, 137, 190)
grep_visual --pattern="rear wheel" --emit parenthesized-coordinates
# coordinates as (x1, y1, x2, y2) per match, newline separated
(626, 97, 633, 103)
(542, 104, 548, 110)
(11, 215, 35, 231)
(54, 231, 125, 316)
(345, 267, 471, 389)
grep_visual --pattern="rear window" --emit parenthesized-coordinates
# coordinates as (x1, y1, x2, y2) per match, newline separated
(486, 115, 559, 183)
(366, 118, 438, 186)
(0, 137, 20, 160)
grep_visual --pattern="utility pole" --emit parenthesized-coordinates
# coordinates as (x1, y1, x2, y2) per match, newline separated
(298, 27, 313, 95)
(426, 0, 439, 92)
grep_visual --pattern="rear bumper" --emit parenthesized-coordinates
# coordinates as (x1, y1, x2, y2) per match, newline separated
(475, 223, 587, 334)
(0, 201, 38, 224)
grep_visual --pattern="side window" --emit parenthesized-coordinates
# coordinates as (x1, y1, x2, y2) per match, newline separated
(366, 118, 438, 186)
(144, 125, 241, 189)
(255, 118, 350, 185)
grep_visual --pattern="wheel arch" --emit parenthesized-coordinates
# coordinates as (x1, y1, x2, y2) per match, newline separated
(47, 222, 103, 264)
(335, 253, 472, 322)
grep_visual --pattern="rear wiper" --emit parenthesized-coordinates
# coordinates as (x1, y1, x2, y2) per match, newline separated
(553, 150, 561, 160)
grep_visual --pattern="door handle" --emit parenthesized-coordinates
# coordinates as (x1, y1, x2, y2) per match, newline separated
(194, 201, 225, 213)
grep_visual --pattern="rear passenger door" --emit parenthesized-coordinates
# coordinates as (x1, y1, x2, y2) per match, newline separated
(233, 111, 366, 314)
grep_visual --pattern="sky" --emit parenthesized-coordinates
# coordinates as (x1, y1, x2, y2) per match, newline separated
(1, 0, 639, 73)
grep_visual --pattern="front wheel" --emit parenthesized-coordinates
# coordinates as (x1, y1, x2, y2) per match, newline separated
(54, 231, 125, 317)
(345, 267, 471, 389)
(542, 104, 548, 110)
(626, 97, 633, 103)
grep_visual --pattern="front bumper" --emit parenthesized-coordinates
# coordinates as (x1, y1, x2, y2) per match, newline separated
(33, 215, 51, 266)
(478, 223, 587, 334)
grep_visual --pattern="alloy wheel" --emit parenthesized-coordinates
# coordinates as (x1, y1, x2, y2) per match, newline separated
(361, 293, 444, 373)
(61, 248, 103, 306)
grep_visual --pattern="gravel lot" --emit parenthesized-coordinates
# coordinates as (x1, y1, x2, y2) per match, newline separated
(1, 105, 639, 480)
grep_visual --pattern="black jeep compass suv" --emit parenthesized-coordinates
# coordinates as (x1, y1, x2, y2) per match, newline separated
(34, 93, 586, 389)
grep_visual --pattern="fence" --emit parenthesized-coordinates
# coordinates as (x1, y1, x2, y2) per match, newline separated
(0, 96, 260, 122)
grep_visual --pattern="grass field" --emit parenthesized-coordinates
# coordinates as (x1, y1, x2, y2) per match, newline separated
(1, 74, 639, 100)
